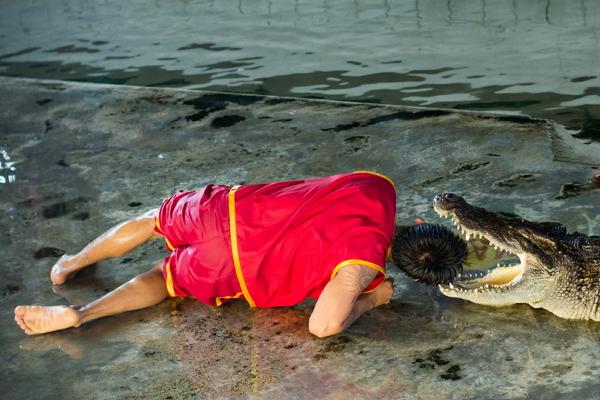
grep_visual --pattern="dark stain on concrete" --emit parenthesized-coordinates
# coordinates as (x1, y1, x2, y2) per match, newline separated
(413, 346, 461, 380)
(321, 121, 361, 132)
(412, 176, 446, 188)
(537, 363, 573, 378)
(2, 284, 21, 298)
(263, 98, 295, 105)
(441, 365, 462, 381)
(427, 347, 452, 366)
(211, 115, 246, 128)
(494, 173, 537, 188)
(322, 110, 451, 132)
(56, 159, 69, 167)
(44, 120, 54, 133)
(72, 211, 90, 220)
(138, 94, 174, 105)
(272, 118, 293, 123)
(42, 197, 89, 219)
(183, 93, 260, 122)
(343, 135, 369, 154)
(36, 98, 52, 106)
(485, 114, 537, 125)
(367, 109, 450, 125)
(217, 93, 263, 106)
(412, 161, 490, 188)
(185, 110, 214, 122)
(33, 247, 65, 259)
(451, 162, 490, 174)
(128, 201, 143, 207)
(314, 335, 353, 360)
(556, 179, 598, 199)
(19, 195, 55, 208)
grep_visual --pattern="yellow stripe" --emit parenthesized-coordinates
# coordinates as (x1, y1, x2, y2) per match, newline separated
(215, 292, 243, 307)
(330, 259, 387, 280)
(228, 185, 257, 308)
(353, 170, 396, 189)
(155, 215, 162, 232)
(155, 214, 175, 250)
(165, 263, 176, 297)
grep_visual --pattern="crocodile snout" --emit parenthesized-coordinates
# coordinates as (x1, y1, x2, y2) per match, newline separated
(433, 193, 465, 211)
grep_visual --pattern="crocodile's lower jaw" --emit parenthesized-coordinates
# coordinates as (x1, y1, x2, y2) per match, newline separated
(439, 263, 525, 297)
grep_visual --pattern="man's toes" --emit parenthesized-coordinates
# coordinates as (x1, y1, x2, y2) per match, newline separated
(14, 305, 26, 317)
(15, 317, 30, 333)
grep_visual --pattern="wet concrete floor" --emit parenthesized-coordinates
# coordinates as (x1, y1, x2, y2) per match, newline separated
(0, 77, 599, 399)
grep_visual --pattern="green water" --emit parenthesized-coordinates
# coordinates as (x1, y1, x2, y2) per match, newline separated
(0, 0, 599, 138)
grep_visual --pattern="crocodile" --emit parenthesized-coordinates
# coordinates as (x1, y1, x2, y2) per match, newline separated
(433, 193, 600, 321)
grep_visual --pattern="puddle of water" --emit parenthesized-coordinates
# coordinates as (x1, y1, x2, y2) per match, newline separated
(0, 0, 599, 138)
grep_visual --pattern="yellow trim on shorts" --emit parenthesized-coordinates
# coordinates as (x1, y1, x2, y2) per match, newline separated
(215, 292, 244, 307)
(165, 263, 176, 297)
(353, 170, 396, 189)
(155, 215, 175, 251)
(228, 185, 257, 308)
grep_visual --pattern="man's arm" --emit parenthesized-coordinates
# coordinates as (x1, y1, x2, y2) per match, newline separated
(308, 265, 392, 338)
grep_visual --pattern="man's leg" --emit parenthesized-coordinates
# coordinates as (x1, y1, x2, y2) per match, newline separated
(51, 208, 161, 284)
(15, 262, 168, 335)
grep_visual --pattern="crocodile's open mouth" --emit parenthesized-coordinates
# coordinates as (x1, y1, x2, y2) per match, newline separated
(434, 204, 526, 297)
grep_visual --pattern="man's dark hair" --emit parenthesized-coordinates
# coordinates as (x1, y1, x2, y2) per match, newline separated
(391, 223, 467, 286)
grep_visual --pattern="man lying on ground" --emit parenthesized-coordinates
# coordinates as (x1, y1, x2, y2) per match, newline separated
(15, 171, 466, 338)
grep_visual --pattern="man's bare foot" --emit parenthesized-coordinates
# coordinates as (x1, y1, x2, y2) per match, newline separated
(50, 255, 80, 285)
(14, 305, 81, 335)
(372, 278, 394, 306)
